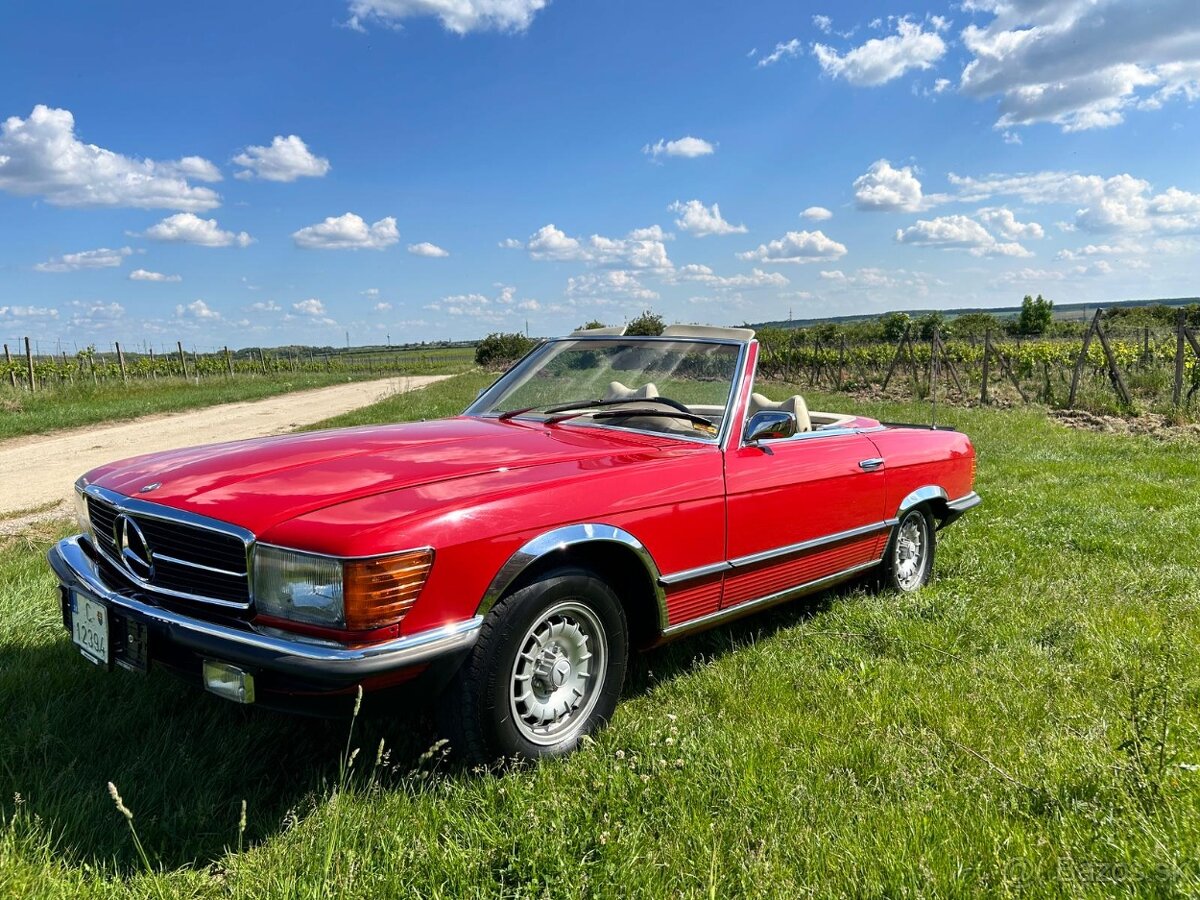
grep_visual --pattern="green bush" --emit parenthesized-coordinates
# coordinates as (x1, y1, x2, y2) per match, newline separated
(474, 332, 537, 367)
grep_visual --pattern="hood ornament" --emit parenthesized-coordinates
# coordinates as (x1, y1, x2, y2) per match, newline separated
(139, 482, 161, 493)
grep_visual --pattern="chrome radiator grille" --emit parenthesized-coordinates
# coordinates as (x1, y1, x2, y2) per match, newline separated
(87, 491, 252, 608)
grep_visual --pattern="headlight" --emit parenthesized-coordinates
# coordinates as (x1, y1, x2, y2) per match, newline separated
(252, 545, 345, 627)
(252, 545, 433, 631)
(74, 478, 92, 538)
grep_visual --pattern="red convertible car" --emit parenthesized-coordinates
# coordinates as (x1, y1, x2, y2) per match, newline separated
(49, 325, 978, 761)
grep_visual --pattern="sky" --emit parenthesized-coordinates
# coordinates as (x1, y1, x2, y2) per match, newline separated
(1, 0, 1199, 351)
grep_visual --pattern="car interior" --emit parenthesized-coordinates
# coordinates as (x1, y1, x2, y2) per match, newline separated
(601, 381, 857, 438)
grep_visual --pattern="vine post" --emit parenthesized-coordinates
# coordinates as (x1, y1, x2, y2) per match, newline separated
(3, 343, 14, 388)
(176, 341, 189, 379)
(24, 336, 35, 392)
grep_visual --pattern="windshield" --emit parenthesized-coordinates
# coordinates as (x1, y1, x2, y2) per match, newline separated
(466, 338, 744, 443)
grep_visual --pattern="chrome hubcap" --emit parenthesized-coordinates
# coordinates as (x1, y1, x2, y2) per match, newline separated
(510, 600, 607, 746)
(894, 515, 927, 590)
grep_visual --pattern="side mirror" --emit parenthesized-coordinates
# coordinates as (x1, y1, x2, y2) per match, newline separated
(744, 410, 797, 445)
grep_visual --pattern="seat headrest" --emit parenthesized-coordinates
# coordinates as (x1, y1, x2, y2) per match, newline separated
(604, 381, 659, 401)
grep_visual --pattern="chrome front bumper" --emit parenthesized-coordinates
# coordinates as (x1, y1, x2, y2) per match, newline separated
(48, 535, 481, 689)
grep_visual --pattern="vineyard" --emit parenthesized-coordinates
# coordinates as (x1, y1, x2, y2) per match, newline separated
(1, 340, 476, 390)
(756, 311, 1200, 417)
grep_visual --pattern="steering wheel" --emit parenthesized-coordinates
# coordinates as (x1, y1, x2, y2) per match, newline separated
(612, 396, 692, 415)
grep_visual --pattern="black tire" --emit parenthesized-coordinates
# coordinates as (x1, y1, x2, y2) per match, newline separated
(437, 567, 629, 764)
(879, 507, 936, 592)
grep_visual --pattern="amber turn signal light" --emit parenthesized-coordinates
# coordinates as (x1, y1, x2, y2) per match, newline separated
(343, 549, 433, 631)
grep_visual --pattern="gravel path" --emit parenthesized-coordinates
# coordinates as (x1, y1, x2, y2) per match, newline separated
(0, 375, 450, 534)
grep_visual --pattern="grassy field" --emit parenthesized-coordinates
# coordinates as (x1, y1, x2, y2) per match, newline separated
(1, 373, 1198, 897)
(0, 369, 473, 443)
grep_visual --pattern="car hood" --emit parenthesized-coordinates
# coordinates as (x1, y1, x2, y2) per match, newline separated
(85, 416, 683, 535)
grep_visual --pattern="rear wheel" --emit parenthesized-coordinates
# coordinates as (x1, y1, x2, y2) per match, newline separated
(438, 568, 628, 763)
(880, 507, 935, 592)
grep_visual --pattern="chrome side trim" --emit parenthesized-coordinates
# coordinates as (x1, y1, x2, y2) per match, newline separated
(478, 524, 669, 630)
(658, 561, 733, 586)
(726, 519, 896, 569)
(657, 519, 896, 586)
(898, 485, 949, 513)
(49, 536, 480, 675)
(661, 559, 881, 637)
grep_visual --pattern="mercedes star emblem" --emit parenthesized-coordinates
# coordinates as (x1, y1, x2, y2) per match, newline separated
(115, 514, 154, 581)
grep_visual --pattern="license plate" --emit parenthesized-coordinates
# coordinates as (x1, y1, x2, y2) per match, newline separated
(71, 592, 110, 666)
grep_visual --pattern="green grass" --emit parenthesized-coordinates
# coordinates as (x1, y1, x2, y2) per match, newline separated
(2, 373, 1199, 897)
(0, 373, 407, 442)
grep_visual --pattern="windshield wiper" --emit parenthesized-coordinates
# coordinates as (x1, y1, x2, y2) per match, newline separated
(496, 398, 607, 421)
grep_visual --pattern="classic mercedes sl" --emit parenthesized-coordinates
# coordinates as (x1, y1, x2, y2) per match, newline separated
(49, 325, 979, 761)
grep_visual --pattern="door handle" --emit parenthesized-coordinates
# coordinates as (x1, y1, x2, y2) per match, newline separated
(858, 458, 885, 471)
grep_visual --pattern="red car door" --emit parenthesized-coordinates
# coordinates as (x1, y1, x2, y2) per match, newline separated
(722, 432, 889, 609)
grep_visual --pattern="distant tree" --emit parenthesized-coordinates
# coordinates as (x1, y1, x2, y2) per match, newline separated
(475, 332, 536, 367)
(879, 311, 912, 343)
(1015, 294, 1054, 335)
(626, 310, 665, 336)
(952, 311, 1002, 337)
(915, 311, 951, 341)
(576, 319, 607, 331)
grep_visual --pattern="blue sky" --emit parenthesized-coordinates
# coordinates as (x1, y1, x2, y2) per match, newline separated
(2, 0, 1198, 350)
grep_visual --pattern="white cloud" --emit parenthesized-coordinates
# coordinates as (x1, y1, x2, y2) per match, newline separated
(233, 135, 330, 182)
(642, 136, 715, 160)
(933, 78, 951, 93)
(894, 214, 1031, 257)
(524, 224, 672, 271)
(293, 298, 326, 316)
(426, 284, 538, 321)
(669, 200, 747, 237)
(292, 212, 399, 250)
(1055, 242, 1137, 260)
(141, 213, 254, 247)
(737, 230, 848, 264)
(175, 299, 221, 320)
(801, 206, 833, 221)
(948, 170, 1200, 234)
(960, 0, 1200, 132)
(407, 241, 449, 257)
(566, 270, 659, 301)
(249, 300, 282, 312)
(361, 288, 380, 297)
(345, 0, 549, 34)
(373, 301, 393, 312)
(976, 207, 1044, 240)
(499, 237, 524, 249)
(65, 301, 122, 329)
(674, 265, 789, 289)
(1002, 130, 1022, 145)
(129, 268, 181, 282)
(0, 105, 221, 210)
(0, 304, 59, 321)
(757, 38, 801, 68)
(34, 246, 133, 272)
(813, 17, 947, 86)
(812, 15, 832, 34)
(853, 159, 931, 212)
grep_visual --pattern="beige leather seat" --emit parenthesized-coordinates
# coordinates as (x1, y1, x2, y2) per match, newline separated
(604, 381, 659, 402)
(748, 392, 811, 432)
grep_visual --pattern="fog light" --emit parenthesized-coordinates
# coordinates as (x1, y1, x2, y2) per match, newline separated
(202, 660, 255, 704)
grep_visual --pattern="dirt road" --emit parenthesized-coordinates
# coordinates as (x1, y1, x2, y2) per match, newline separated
(0, 375, 450, 534)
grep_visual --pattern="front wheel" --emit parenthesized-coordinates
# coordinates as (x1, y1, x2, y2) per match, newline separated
(438, 568, 628, 763)
(881, 507, 935, 592)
